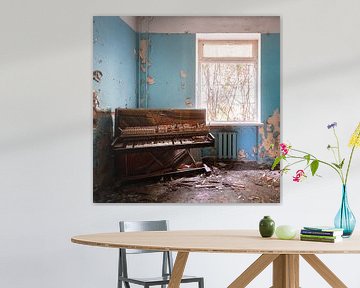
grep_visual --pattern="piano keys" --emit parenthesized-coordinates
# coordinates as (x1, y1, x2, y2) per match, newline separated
(112, 130, 215, 152)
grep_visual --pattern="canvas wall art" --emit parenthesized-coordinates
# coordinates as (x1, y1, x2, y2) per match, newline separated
(93, 16, 281, 203)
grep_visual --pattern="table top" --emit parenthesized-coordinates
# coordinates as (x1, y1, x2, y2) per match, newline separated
(71, 230, 360, 254)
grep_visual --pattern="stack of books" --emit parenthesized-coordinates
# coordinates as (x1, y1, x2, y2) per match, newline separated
(300, 226, 344, 243)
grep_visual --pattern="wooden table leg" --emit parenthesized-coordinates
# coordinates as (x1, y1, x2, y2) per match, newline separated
(168, 252, 189, 288)
(228, 254, 279, 288)
(301, 254, 347, 288)
(272, 254, 299, 288)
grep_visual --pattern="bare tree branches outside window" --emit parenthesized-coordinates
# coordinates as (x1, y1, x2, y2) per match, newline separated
(198, 40, 258, 123)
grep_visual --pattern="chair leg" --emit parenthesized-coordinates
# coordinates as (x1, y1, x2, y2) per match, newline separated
(199, 278, 204, 288)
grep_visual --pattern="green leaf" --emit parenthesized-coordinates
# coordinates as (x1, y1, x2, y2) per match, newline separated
(310, 160, 319, 176)
(304, 154, 311, 164)
(271, 156, 282, 170)
(332, 162, 341, 169)
(339, 158, 345, 169)
(332, 159, 345, 169)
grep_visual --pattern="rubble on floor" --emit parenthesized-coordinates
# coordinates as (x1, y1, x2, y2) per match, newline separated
(94, 160, 280, 203)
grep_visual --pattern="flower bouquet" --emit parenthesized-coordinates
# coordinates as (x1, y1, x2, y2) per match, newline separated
(272, 122, 360, 237)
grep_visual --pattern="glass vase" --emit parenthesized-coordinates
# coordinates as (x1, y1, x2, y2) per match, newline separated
(334, 185, 356, 237)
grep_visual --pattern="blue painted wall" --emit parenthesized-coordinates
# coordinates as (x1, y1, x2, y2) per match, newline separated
(140, 33, 196, 108)
(261, 33, 280, 121)
(257, 33, 281, 163)
(93, 16, 137, 110)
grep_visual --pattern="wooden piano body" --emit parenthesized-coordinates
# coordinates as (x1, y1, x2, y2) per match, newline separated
(112, 109, 215, 181)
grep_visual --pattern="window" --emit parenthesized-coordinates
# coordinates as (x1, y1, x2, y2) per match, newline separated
(197, 36, 259, 124)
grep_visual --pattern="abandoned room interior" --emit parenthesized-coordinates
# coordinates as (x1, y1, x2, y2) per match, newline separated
(93, 16, 280, 203)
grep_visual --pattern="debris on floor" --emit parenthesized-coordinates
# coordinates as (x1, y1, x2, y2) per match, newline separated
(94, 160, 280, 203)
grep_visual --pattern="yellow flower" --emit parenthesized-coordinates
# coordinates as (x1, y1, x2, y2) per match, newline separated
(349, 122, 360, 148)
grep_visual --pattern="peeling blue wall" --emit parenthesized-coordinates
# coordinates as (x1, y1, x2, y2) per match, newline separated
(142, 33, 196, 108)
(93, 16, 137, 110)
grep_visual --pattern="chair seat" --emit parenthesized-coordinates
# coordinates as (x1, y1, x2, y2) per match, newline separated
(119, 275, 203, 286)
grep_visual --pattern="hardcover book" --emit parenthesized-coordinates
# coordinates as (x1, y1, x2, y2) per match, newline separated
(301, 229, 343, 237)
(300, 236, 342, 243)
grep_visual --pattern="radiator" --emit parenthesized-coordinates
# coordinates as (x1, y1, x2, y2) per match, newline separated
(216, 132, 237, 160)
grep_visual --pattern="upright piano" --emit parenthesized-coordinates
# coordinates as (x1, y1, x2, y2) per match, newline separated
(112, 109, 215, 181)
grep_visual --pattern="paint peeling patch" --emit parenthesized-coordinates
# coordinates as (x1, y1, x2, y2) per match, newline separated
(147, 76, 155, 85)
(93, 70, 103, 82)
(93, 90, 100, 128)
(180, 70, 187, 78)
(185, 98, 193, 107)
(93, 90, 100, 111)
(258, 109, 280, 162)
(180, 70, 187, 90)
(139, 40, 148, 64)
(238, 149, 248, 160)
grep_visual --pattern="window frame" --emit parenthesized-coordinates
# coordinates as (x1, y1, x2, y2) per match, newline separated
(196, 34, 261, 126)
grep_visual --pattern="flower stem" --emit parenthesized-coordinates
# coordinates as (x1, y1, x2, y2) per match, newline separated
(286, 154, 344, 182)
(282, 159, 306, 170)
(345, 130, 360, 185)
(345, 146, 356, 185)
(291, 148, 317, 159)
(333, 128, 345, 181)
(333, 128, 342, 163)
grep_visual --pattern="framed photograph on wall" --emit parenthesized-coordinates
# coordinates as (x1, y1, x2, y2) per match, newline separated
(93, 16, 281, 203)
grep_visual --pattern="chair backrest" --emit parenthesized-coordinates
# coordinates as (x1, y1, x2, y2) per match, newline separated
(119, 220, 169, 254)
(118, 220, 174, 284)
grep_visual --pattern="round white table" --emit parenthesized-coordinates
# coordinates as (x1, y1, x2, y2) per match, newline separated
(72, 230, 360, 287)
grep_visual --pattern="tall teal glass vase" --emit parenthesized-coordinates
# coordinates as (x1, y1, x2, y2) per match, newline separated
(334, 185, 356, 237)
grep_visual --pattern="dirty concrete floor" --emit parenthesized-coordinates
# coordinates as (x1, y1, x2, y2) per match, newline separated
(94, 161, 280, 203)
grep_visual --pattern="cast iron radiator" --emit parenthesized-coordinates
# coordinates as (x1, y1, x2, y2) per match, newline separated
(216, 131, 237, 160)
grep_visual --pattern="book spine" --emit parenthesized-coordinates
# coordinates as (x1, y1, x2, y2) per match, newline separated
(301, 230, 336, 236)
(300, 234, 337, 240)
(300, 237, 337, 243)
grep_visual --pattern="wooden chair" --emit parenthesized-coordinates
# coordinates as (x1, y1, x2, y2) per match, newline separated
(118, 220, 204, 288)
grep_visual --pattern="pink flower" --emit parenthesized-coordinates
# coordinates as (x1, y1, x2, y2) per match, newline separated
(293, 170, 306, 182)
(280, 143, 289, 155)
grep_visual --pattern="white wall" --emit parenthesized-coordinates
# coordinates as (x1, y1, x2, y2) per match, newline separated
(1, 1, 360, 287)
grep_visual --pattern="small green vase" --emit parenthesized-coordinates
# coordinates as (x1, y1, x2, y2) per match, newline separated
(259, 216, 275, 238)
